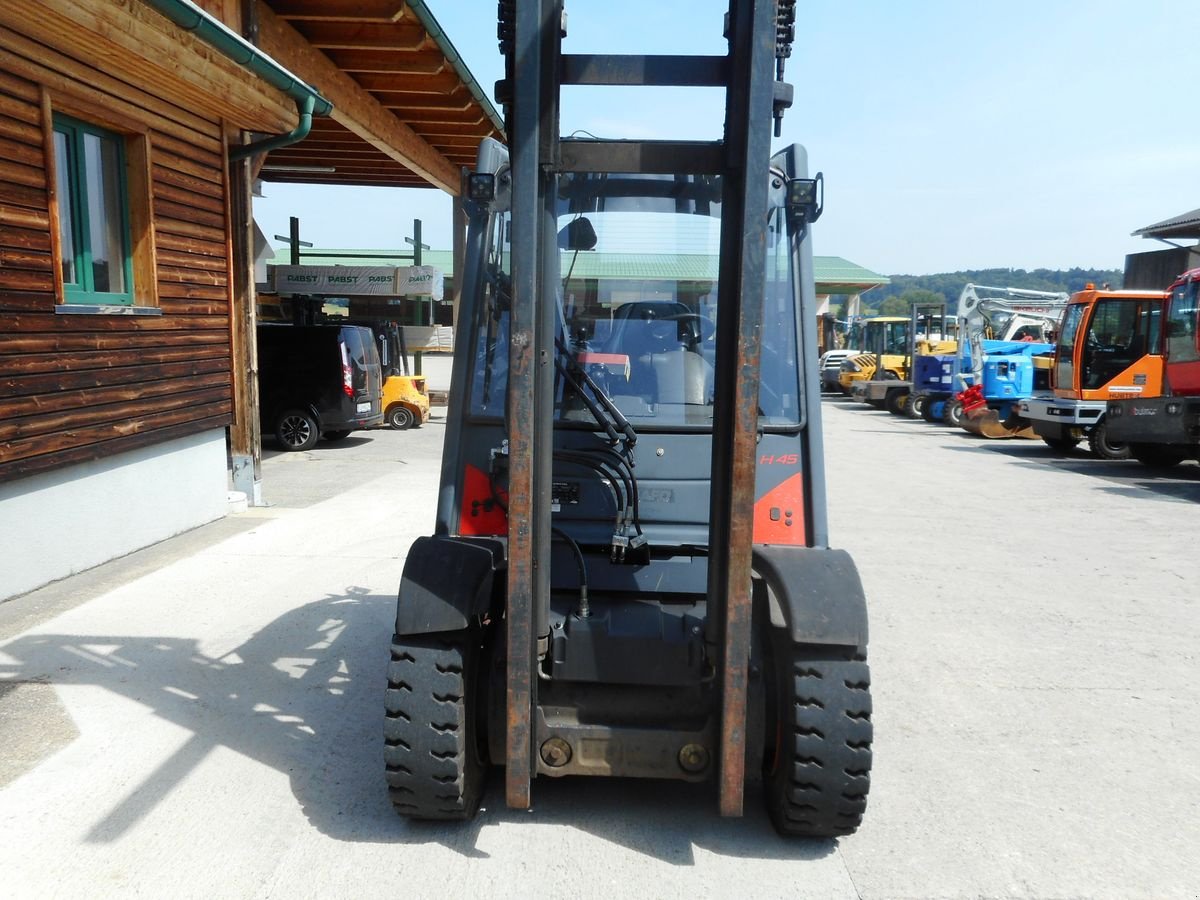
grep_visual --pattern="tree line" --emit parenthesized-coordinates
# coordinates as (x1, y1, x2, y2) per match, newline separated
(852, 267, 1124, 316)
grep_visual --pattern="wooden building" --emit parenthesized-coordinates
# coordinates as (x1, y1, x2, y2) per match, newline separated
(0, 0, 503, 600)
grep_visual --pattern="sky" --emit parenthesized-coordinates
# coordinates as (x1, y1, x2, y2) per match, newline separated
(251, 1, 1200, 277)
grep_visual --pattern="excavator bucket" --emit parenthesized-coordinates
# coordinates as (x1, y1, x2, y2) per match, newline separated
(960, 407, 1038, 439)
(957, 383, 1037, 438)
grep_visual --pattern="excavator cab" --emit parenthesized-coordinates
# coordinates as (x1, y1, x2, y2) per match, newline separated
(384, 0, 871, 838)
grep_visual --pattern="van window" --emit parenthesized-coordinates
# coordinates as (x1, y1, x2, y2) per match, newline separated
(340, 326, 369, 364)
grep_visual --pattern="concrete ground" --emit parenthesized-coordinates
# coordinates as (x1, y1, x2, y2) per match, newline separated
(1, 399, 1197, 899)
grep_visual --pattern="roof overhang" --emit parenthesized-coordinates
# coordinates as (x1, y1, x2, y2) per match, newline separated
(1132, 207, 1200, 241)
(255, 0, 505, 192)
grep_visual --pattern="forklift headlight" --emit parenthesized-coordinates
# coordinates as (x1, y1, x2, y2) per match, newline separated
(1108, 404, 1123, 418)
(1166, 401, 1182, 415)
(467, 173, 496, 201)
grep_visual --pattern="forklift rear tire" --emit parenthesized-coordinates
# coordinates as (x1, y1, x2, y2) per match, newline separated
(1087, 421, 1130, 461)
(385, 629, 487, 821)
(908, 394, 927, 420)
(764, 643, 872, 838)
(388, 405, 416, 430)
(943, 399, 964, 428)
(885, 389, 908, 417)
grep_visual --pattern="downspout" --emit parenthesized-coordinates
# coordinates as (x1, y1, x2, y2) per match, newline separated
(140, 0, 333, 159)
(230, 94, 315, 161)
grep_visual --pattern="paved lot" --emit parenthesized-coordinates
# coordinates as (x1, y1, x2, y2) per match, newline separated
(1, 401, 1197, 899)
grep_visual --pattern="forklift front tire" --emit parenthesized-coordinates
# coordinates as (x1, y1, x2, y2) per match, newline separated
(385, 629, 487, 821)
(764, 642, 872, 838)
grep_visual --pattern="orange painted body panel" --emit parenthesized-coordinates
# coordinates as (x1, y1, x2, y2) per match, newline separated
(1078, 354, 1165, 402)
(458, 463, 507, 536)
(752, 472, 808, 546)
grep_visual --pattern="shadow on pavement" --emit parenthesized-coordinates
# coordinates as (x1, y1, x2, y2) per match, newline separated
(942, 441, 1200, 502)
(0, 589, 837, 864)
(261, 434, 377, 460)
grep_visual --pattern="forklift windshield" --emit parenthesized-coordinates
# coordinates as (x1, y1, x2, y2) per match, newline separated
(468, 171, 804, 430)
(558, 172, 801, 428)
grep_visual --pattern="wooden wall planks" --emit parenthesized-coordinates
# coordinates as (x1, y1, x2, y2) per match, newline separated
(0, 34, 236, 482)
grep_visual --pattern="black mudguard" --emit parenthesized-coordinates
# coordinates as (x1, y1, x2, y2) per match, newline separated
(752, 546, 869, 653)
(394, 536, 506, 636)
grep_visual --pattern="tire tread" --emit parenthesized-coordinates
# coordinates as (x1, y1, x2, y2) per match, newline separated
(766, 653, 873, 838)
(384, 632, 484, 821)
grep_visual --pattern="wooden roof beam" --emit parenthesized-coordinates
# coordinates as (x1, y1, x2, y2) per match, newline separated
(292, 22, 430, 52)
(270, 0, 412, 23)
(256, 1, 459, 193)
(352, 70, 464, 94)
(322, 50, 449, 75)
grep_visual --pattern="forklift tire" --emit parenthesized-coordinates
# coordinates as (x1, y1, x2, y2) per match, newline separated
(907, 394, 927, 420)
(1130, 443, 1187, 469)
(1087, 421, 1130, 461)
(943, 399, 964, 428)
(385, 629, 486, 821)
(387, 405, 416, 430)
(765, 645, 872, 838)
(884, 389, 908, 417)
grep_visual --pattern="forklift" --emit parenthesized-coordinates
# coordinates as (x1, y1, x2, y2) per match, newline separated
(384, 0, 871, 838)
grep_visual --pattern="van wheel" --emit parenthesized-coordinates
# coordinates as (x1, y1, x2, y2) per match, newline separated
(388, 405, 415, 430)
(276, 410, 319, 451)
(322, 430, 351, 442)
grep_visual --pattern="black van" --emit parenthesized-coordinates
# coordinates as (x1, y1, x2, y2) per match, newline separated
(257, 324, 384, 451)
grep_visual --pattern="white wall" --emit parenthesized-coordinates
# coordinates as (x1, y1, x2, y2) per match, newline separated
(0, 429, 228, 601)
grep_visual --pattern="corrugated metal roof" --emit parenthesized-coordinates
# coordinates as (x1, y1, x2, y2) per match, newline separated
(1132, 207, 1200, 239)
(268, 249, 889, 293)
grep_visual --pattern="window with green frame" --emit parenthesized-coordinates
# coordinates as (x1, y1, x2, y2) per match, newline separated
(52, 114, 134, 305)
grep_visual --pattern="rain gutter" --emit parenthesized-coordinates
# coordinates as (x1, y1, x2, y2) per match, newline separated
(140, 0, 333, 160)
(403, 0, 506, 136)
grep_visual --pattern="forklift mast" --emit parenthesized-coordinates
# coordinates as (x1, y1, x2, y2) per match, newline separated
(500, 0, 799, 817)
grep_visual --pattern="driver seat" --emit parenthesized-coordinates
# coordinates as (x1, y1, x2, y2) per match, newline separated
(651, 348, 713, 405)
